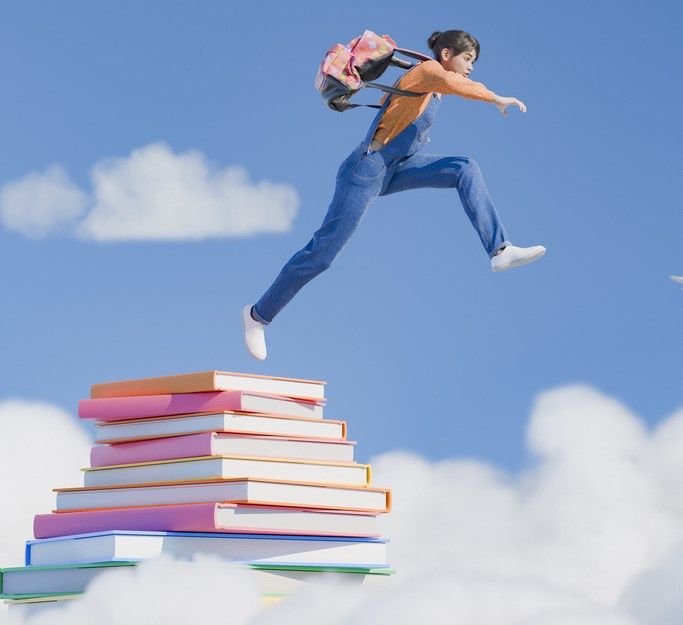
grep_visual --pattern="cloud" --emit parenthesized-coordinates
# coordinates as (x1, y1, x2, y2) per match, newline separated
(3, 386, 683, 624)
(0, 144, 299, 242)
(0, 166, 88, 238)
(0, 400, 91, 566)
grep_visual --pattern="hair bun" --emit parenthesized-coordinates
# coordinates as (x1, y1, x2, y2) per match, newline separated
(427, 31, 442, 51)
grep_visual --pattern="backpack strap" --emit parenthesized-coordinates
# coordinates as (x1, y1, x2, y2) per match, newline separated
(364, 82, 424, 97)
(339, 82, 425, 110)
(393, 47, 433, 62)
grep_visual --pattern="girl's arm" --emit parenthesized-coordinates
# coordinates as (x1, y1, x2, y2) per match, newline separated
(409, 60, 527, 115)
(410, 60, 496, 101)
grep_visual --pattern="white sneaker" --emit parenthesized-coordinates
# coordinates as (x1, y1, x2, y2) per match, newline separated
(491, 244, 546, 272)
(241, 305, 267, 360)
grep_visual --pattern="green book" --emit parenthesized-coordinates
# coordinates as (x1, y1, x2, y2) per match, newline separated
(1, 561, 136, 599)
(1, 561, 394, 600)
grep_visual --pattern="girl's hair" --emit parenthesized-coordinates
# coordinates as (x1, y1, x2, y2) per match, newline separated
(427, 30, 480, 61)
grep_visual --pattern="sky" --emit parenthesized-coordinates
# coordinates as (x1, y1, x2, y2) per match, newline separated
(0, 0, 681, 621)
(0, 1, 681, 469)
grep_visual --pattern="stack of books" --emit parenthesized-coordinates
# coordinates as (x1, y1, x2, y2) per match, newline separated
(1, 371, 393, 607)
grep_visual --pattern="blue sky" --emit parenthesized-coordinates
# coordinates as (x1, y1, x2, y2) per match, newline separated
(0, 0, 680, 471)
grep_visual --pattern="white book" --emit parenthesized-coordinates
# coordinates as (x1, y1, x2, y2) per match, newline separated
(55, 478, 391, 513)
(95, 412, 346, 444)
(91, 432, 355, 467)
(82, 456, 370, 488)
(25, 531, 389, 568)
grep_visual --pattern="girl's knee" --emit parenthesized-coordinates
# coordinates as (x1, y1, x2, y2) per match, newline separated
(461, 156, 481, 174)
(306, 239, 345, 275)
(458, 157, 483, 183)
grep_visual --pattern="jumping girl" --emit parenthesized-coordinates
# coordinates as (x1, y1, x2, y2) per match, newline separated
(242, 29, 546, 360)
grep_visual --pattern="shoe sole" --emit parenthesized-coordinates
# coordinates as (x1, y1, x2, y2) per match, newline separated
(492, 248, 546, 272)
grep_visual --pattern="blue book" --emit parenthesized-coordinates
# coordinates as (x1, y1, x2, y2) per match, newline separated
(25, 531, 389, 569)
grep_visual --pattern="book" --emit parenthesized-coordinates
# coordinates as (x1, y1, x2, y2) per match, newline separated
(95, 411, 346, 444)
(0, 562, 136, 598)
(0, 562, 393, 599)
(82, 456, 371, 488)
(25, 531, 389, 568)
(91, 432, 355, 467)
(79, 391, 324, 422)
(91, 371, 326, 401)
(34, 502, 379, 539)
(55, 478, 391, 513)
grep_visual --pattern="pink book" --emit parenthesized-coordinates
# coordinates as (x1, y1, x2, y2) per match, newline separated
(79, 390, 325, 423)
(33, 503, 379, 539)
(90, 432, 356, 467)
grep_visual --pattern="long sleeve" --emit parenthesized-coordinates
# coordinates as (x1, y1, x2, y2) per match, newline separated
(406, 60, 496, 102)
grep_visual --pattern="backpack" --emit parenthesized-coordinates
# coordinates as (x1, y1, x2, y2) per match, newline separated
(314, 30, 432, 112)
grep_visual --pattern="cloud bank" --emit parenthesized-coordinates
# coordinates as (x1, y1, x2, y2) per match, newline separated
(3, 385, 683, 624)
(0, 144, 299, 241)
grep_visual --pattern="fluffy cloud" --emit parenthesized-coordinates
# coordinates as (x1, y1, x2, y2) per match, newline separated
(0, 400, 91, 566)
(3, 386, 683, 625)
(0, 166, 88, 238)
(0, 144, 299, 241)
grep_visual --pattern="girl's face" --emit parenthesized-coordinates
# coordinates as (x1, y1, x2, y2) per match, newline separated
(439, 48, 477, 77)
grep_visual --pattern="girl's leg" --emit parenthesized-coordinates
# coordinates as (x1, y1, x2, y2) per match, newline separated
(253, 158, 384, 324)
(381, 154, 510, 257)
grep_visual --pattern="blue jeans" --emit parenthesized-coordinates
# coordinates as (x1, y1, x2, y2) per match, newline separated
(253, 145, 510, 324)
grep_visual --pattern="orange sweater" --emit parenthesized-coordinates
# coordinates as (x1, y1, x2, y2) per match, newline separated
(372, 59, 496, 146)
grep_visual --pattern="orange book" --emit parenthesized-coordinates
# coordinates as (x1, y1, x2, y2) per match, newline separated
(91, 371, 326, 401)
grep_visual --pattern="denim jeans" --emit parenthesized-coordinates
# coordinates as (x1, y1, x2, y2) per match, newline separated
(252, 144, 510, 324)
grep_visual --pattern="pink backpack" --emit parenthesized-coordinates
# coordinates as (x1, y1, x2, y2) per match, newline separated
(315, 30, 431, 112)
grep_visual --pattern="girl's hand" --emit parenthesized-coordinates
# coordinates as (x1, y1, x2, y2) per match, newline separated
(493, 95, 527, 116)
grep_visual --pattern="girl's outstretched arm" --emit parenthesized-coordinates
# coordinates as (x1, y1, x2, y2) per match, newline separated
(408, 60, 527, 116)
(410, 60, 497, 102)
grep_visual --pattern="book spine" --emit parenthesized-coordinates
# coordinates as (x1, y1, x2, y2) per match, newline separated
(91, 372, 215, 399)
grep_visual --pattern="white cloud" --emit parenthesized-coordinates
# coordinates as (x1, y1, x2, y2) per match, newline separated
(3, 386, 683, 624)
(0, 144, 299, 242)
(0, 166, 88, 238)
(0, 400, 91, 566)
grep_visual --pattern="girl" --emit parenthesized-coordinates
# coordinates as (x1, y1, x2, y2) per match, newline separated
(242, 29, 545, 360)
